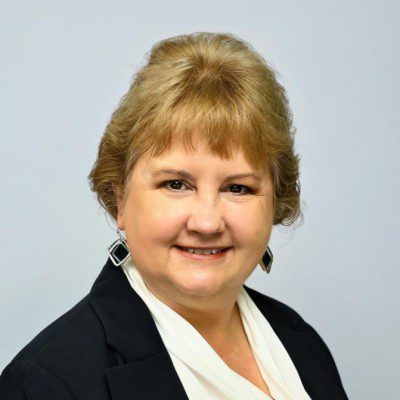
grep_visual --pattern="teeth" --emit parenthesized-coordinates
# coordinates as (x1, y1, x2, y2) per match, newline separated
(185, 248, 223, 255)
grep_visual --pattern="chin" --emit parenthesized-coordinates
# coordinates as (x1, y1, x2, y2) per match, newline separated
(173, 272, 224, 298)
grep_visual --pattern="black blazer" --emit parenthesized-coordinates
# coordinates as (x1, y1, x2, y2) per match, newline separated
(0, 257, 349, 400)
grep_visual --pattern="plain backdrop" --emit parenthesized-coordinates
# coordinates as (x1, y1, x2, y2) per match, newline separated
(1, 1, 399, 398)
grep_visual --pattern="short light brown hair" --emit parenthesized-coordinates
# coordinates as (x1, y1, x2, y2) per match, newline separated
(88, 32, 303, 227)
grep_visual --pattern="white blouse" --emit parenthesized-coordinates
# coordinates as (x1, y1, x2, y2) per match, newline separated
(121, 257, 311, 400)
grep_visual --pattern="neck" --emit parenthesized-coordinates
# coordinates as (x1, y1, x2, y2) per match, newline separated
(177, 299, 242, 344)
(143, 278, 243, 344)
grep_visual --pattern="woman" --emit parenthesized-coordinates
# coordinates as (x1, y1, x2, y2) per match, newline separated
(0, 32, 349, 399)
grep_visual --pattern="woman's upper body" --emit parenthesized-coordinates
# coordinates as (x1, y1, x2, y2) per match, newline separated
(0, 255, 348, 400)
(1, 32, 349, 399)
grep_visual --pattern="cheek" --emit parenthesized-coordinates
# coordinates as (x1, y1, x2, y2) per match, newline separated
(125, 194, 184, 247)
(229, 199, 272, 239)
(236, 220, 271, 254)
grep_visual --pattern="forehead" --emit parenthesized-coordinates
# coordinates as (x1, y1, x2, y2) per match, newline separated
(138, 134, 254, 173)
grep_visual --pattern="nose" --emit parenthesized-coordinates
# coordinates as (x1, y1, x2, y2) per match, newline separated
(186, 195, 226, 235)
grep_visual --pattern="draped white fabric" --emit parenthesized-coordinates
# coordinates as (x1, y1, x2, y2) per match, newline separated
(121, 257, 311, 400)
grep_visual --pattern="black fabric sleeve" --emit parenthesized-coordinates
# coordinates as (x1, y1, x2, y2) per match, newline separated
(305, 322, 349, 399)
(0, 359, 77, 400)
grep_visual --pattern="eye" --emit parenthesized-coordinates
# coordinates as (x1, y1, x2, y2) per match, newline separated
(227, 184, 253, 195)
(161, 180, 190, 192)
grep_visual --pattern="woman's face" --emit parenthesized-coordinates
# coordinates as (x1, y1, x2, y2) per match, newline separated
(118, 134, 274, 309)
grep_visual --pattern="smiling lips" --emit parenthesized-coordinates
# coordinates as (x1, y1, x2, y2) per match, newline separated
(175, 244, 232, 251)
(174, 245, 232, 260)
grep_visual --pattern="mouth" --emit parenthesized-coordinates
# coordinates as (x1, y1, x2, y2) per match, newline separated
(173, 245, 233, 260)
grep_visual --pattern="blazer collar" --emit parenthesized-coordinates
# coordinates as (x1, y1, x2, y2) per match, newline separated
(88, 257, 318, 400)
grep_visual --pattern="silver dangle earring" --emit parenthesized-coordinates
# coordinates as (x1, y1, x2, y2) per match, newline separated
(260, 246, 273, 273)
(107, 215, 130, 266)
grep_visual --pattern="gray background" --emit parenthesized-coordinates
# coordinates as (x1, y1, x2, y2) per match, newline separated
(1, 1, 399, 398)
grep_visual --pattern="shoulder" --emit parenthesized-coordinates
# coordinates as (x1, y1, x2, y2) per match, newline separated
(0, 294, 111, 399)
(0, 357, 77, 399)
(243, 284, 312, 331)
(3, 295, 103, 366)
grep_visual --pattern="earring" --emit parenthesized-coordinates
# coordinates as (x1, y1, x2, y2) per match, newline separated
(107, 229, 130, 266)
(260, 246, 273, 273)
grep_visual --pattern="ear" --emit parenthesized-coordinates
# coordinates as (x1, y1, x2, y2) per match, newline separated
(114, 184, 125, 231)
(117, 210, 125, 231)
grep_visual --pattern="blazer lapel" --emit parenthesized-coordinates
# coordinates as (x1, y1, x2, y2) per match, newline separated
(105, 352, 189, 400)
(89, 258, 189, 400)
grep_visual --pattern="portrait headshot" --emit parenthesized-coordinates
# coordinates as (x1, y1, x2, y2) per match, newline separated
(1, 2, 398, 400)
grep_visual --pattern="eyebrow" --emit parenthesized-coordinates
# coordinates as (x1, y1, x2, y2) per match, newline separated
(150, 169, 262, 183)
